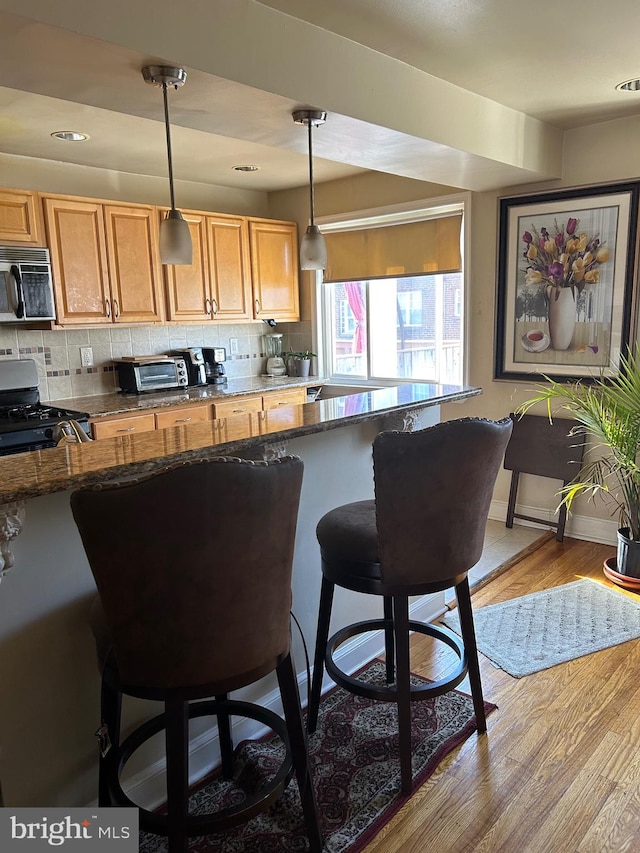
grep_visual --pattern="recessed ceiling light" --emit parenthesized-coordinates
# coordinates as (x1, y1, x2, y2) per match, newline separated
(233, 164, 260, 172)
(51, 131, 90, 141)
(616, 79, 640, 92)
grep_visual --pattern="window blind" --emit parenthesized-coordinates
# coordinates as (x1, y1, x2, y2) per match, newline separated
(322, 213, 462, 282)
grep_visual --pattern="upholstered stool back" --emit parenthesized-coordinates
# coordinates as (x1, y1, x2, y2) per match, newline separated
(71, 455, 302, 694)
(374, 417, 513, 590)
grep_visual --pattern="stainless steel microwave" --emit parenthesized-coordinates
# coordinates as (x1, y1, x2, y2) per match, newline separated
(115, 357, 189, 394)
(0, 246, 56, 323)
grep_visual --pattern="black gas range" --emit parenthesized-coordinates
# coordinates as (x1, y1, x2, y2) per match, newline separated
(0, 359, 91, 456)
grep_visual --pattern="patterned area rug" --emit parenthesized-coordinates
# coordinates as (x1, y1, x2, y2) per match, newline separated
(443, 578, 640, 678)
(139, 660, 494, 852)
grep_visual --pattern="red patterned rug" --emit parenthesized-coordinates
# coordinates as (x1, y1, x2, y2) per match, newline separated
(139, 660, 495, 852)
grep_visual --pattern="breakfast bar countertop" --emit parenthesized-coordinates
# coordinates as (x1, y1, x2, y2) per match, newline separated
(0, 383, 480, 504)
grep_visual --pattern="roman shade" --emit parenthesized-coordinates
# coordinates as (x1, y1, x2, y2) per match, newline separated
(322, 213, 462, 282)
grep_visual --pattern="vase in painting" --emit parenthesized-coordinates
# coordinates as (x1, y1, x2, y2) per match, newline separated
(548, 286, 576, 350)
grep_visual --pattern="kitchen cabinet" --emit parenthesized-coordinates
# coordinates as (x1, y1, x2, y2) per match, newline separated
(0, 188, 44, 245)
(154, 403, 211, 430)
(163, 210, 252, 323)
(43, 195, 164, 325)
(90, 412, 156, 440)
(212, 395, 263, 419)
(262, 388, 306, 409)
(248, 218, 300, 321)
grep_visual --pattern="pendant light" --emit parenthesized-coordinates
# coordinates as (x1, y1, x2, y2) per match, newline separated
(292, 109, 327, 270)
(142, 65, 192, 265)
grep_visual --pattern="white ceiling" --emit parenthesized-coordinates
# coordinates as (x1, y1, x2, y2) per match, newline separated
(0, 0, 639, 195)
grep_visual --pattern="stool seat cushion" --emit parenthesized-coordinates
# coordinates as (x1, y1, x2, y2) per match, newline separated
(316, 500, 379, 564)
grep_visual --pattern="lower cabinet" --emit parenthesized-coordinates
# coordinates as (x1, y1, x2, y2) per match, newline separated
(90, 412, 156, 440)
(90, 389, 307, 440)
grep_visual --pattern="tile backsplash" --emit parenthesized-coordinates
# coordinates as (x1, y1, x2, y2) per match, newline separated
(0, 321, 313, 402)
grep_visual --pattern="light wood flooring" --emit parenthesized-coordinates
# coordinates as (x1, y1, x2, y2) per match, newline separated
(363, 536, 640, 853)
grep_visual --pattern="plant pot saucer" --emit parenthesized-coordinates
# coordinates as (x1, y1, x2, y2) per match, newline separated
(603, 556, 640, 591)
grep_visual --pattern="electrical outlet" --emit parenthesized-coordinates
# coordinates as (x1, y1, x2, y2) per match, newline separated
(80, 346, 94, 368)
(229, 337, 239, 355)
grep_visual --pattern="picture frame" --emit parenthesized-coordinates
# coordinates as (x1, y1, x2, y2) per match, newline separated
(494, 182, 639, 382)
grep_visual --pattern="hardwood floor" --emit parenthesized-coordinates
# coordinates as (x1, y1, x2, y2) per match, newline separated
(362, 536, 640, 853)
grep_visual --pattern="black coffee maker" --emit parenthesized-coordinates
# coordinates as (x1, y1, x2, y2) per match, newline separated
(202, 347, 227, 385)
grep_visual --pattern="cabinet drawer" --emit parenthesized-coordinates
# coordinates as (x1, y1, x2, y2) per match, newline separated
(212, 396, 263, 418)
(91, 413, 156, 439)
(262, 388, 306, 410)
(155, 404, 211, 430)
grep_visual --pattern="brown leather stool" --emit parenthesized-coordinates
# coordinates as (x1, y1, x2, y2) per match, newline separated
(71, 455, 321, 853)
(307, 418, 513, 794)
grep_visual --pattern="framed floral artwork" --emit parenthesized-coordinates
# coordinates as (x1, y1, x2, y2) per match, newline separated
(494, 182, 640, 382)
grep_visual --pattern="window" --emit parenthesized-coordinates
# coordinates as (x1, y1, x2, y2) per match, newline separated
(317, 197, 466, 386)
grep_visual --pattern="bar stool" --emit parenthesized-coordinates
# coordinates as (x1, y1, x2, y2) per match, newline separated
(71, 455, 322, 853)
(307, 417, 513, 793)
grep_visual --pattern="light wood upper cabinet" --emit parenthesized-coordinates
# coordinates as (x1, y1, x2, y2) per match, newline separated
(44, 197, 111, 325)
(206, 214, 252, 320)
(43, 195, 163, 325)
(104, 205, 164, 323)
(0, 189, 44, 245)
(249, 218, 300, 321)
(163, 210, 252, 323)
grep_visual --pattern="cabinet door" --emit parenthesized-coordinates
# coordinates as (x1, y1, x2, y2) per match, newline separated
(206, 214, 252, 321)
(248, 219, 300, 321)
(104, 204, 164, 324)
(91, 412, 156, 439)
(262, 388, 307, 409)
(162, 211, 211, 322)
(155, 403, 211, 430)
(43, 196, 111, 324)
(212, 395, 263, 418)
(0, 189, 43, 245)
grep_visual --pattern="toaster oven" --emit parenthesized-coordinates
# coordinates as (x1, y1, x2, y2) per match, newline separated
(115, 357, 189, 393)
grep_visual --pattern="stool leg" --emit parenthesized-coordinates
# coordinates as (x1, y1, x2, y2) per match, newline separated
(456, 577, 486, 733)
(98, 677, 121, 806)
(308, 574, 334, 734)
(393, 595, 413, 794)
(278, 654, 323, 853)
(165, 697, 189, 853)
(384, 596, 395, 683)
(215, 694, 234, 779)
(506, 470, 519, 529)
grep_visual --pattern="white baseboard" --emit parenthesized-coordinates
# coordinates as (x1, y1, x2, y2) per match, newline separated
(489, 499, 617, 545)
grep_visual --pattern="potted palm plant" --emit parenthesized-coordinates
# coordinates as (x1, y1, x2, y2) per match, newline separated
(517, 345, 640, 577)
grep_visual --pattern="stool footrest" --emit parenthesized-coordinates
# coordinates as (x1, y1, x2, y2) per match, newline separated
(325, 618, 468, 703)
(108, 698, 294, 836)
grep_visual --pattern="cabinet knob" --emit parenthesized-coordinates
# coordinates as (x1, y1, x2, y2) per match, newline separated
(175, 417, 192, 423)
(255, 298, 261, 315)
(211, 298, 218, 316)
(113, 299, 120, 319)
(105, 299, 111, 318)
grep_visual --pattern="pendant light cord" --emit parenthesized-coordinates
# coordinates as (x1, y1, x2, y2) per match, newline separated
(162, 81, 177, 211)
(307, 118, 316, 228)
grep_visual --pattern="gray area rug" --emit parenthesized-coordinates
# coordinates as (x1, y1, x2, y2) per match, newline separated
(442, 578, 640, 677)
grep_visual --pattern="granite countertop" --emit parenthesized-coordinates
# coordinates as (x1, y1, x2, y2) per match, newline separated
(51, 376, 324, 419)
(0, 383, 481, 504)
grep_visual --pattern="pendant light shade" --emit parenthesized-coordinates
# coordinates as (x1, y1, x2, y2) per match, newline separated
(293, 109, 327, 271)
(142, 65, 192, 265)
